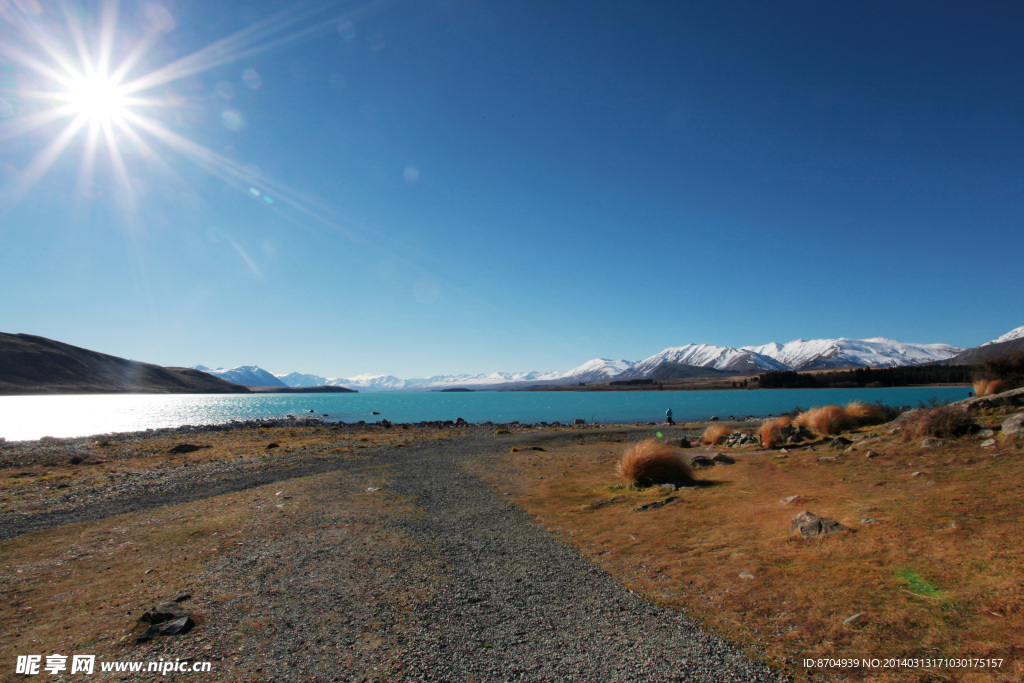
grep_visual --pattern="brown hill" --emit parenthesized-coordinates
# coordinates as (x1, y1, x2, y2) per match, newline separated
(0, 333, 250, 395)
(944, 336, 1024, 365)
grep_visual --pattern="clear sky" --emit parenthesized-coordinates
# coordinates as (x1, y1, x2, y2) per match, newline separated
(2, 0, 1023, 379)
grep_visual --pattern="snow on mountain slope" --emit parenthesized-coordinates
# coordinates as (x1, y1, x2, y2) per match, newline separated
(276, 372, 330, 387)
(743, 337, 962, 370)
(981, 325, 1024, 347)
(198, 365, 287, 387)
(557, 358, 636, 383)
(625, 345, 788, 377)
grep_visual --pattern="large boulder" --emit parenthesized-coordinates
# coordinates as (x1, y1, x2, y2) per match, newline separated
(1002, 412, 1024, 438)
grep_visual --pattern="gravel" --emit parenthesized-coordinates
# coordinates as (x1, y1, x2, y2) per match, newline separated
(3, 424, 787, 681)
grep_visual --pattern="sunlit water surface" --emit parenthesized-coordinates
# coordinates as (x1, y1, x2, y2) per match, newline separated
(0, 387, 972, 441)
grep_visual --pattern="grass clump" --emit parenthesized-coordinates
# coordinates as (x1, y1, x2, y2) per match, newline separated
(843, 400, 884, 425)
(899, 405, 974, 441)
(973, 379, 1004, 397)
(700, 424, 730, 445)
(759, 416, 791, 449)
(796, 405, 848, 436)
(617, 438, 693, 487)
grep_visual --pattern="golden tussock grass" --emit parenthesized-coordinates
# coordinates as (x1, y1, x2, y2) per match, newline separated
(973, 379, 1005, 397)
(476, 422, 1024, 682)
(758, 416, 791, 449)
(700, 424, 730, 445)
(843, 400, 884, 425)
(617, 438, 692, 487)
(797, 405, 848, 436)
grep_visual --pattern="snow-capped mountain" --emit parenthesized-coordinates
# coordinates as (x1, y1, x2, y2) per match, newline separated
(199, 326, 1023, 392)
(555, 358, 636, 384)
(741, 337, 963, 371)
(196, 365, 287, 387)
(622, 344, 789, 377)
(276, 372, 330, 387)
(980, 325, 1024, 347)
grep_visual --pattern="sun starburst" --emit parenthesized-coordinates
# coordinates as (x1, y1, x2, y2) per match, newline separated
(0, 0, 340, 212)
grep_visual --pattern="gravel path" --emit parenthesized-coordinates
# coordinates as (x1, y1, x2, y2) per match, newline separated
(3, 426, 786, 681)
(376, 437, 786, 682)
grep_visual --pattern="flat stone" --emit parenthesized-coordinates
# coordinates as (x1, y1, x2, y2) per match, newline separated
(843, 613, 863, 624)
(633, 496, 678, 512)
(138, 616, 194, 642)
(921, 438, 944, 448)
(780, 495, 802, 504)
(980, 438, 996, 448)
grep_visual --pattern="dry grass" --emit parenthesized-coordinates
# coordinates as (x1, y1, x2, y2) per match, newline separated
(797, 405, 848, 436)
(700, 424, 730, 445)
(617, 438, 693, 487)
(475, 421, 1024, 682)
(844, 400, 885, 425)
(759, 416, 791, 449)
(973, 379, 1005, 397)
(899, 405, 975, 442)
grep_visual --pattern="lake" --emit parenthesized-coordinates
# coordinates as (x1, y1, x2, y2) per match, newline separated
(0, 386, 972, 441)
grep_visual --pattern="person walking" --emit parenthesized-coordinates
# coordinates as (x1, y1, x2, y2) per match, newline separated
(665, 408, 673, 425)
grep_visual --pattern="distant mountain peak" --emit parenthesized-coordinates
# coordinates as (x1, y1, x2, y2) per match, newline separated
(981, 325, 1024, 347)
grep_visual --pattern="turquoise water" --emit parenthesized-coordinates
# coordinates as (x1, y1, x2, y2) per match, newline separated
(0, 386, 971, 441)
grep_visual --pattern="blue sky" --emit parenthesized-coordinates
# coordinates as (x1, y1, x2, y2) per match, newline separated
(2, 0, 1023, 379)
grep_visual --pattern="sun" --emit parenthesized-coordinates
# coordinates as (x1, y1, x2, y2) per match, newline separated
(64, 72, 131, 126)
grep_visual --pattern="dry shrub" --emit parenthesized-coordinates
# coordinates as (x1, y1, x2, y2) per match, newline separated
(800, 405, 848, 436)
(844, 400, 884, 425)
(617, 438, 693, 487)
(973, 379, 1004, 397)
(759, 416, 791, 449)
(899, 405, 974, 441)
(700, 424, 730, 445)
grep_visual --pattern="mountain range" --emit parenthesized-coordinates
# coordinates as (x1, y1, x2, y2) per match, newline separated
(196, 326, 1024, 392)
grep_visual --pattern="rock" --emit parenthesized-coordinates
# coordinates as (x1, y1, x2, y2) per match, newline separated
(710, 416, 720, 421)
(865, 450, 881, 459)
(138, 616, 194, 642)
(1002, 413, 1024, 438)
(141, 601, 187, 625)
(829, 436, 853, 450)
(843, 613, 863, 624)
(586, 496, 624, 510)
(791, 511, 851, 537)
(738, 572, 755, 580)
(168, 444, 202, 454)
(980, 438, 996, 448)
(860, 518, 880, 525)
(712, 453, 736, 465)
(910, 471, 922, 477)
(455, 417, 468, 426)
(816, 456, 836, 462)
(633, 496, 678, 512)
(780, 495, 802, 504)
(977, 429, 995, 438)
(921, 438, 944, 448)
(688, 455, 716, 468)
